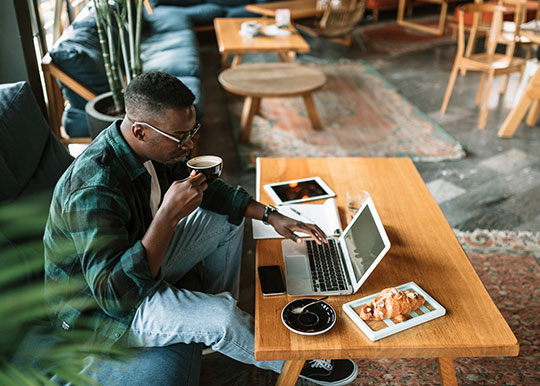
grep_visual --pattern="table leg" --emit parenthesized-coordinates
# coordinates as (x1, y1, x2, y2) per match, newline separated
(498, 91, 533, 138)
(303, 93, 323, 130)
(277, 52, 292, 63)
(239, 96, 260, 143)
(221, 53, 230, 68)
(525, 99, 540, 126)
(231, 54, 243, 68)
(438, 357, 458, 386)
(276, 359, 305, 386)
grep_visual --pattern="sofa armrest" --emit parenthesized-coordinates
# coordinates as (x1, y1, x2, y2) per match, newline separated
(41, 53, 94, 144)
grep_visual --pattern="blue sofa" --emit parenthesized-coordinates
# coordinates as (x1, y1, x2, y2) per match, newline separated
(0, 81, 202, 385)
(44, 0, 274, 140)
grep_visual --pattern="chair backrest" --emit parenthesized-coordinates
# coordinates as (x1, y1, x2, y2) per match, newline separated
(458, 3, 507, 59)
(319, 0, 366, 37)
(498, 0, 527, 43)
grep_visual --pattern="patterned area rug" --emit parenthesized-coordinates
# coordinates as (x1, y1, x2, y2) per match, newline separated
(200, 230, 540, 385)
(357, 17, 455, 55)
(349, 229, 540, 386)
(229, 60, 464, 169)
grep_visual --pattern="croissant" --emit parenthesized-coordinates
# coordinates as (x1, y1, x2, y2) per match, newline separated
(358, 287, 425, 322)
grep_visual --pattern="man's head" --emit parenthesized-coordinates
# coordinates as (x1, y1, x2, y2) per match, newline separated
(122, 71, 198, 164)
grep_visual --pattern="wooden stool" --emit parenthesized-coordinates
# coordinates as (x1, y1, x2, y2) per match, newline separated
(218, 63, 327, 143)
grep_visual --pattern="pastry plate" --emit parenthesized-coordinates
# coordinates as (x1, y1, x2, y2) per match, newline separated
(342, 282, 446, 341)
(281, 298, 336, 335)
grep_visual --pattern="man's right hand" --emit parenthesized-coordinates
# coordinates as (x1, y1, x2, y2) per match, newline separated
(158, 171, 208, 226)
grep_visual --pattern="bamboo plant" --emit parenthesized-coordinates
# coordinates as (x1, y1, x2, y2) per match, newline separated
(92, 0, 150, 114)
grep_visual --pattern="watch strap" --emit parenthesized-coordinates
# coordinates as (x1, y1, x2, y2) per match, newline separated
(262, 205, 277, 225)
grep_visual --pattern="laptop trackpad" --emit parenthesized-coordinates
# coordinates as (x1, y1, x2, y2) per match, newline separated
(285, 255, 310, 277)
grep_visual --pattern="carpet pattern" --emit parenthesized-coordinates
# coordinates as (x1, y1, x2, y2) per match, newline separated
(229, 60, 464, 169)
(357, 17, 455, 55)
(348, 229, 540, 386)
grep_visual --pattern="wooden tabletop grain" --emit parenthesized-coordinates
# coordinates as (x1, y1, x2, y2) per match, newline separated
(254, 158, 518, 362)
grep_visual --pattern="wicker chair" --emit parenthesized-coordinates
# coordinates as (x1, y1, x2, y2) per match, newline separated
(296, 0, 367, 46)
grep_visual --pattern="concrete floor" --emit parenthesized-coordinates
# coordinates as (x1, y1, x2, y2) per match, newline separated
(194, 10, 540, 385)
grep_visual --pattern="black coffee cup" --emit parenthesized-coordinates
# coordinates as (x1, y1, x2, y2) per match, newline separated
(187, 155, 223, 183)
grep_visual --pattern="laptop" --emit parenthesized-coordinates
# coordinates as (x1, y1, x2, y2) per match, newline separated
(282, 196, 391, 296)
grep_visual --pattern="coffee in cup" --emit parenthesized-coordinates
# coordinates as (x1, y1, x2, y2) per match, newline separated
(187, 155, 223, 183)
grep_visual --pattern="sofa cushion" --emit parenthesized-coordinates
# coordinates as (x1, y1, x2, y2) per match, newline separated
(0, 82, 72, 203)
(49, 9, 108, 97)
(207, 0, 250, 6)
(150, 0, 204, 6)
(141, 30, 201, 77)
(225, 5, 259, 17)
(142, 5, 194, 35)
(178, 76, 204, 118)
(176, 3, 226, 26)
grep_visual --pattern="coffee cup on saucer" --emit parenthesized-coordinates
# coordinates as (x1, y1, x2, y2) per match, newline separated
(240, 21, 261, 37)
(187, 155, 223, 183)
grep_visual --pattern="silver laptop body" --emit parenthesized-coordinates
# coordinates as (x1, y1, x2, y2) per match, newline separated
(282, 196, 391, 296)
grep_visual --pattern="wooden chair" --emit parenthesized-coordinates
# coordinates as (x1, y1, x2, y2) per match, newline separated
(440, 2, 526, 129)
(41, 52, 94, 146)
(295, 0, 367, 46)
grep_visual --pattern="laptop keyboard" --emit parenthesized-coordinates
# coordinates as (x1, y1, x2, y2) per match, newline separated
(306, 239, 348, 292)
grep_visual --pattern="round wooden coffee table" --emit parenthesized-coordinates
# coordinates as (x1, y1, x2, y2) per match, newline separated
(218, 62, 327, 143)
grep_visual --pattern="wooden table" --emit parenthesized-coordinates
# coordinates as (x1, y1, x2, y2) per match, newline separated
(213, 18, 310, 68)
(254, 157, 518, 386)
(218, 63, 326, 143)
(245, 0, 324, 20)
(498, 27, 540, 138)
(397, 0, 462, 35)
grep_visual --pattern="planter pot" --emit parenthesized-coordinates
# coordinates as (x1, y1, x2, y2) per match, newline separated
(85, 91, 123, 139)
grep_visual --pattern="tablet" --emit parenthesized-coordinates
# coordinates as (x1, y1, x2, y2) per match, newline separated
(264, 177, 336, 205)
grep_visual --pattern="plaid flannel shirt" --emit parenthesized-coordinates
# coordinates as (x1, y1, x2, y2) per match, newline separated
(43, 121, 252, 346)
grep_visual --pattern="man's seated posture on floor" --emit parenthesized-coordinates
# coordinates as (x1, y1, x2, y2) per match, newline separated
(44, 71, 358, 385)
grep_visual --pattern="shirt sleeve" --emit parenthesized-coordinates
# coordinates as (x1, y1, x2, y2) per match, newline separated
(200, 179, 253, 225)
(63, 186, 159, 319)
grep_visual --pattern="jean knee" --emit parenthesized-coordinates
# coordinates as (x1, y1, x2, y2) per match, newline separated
(204, 293, 249, 331)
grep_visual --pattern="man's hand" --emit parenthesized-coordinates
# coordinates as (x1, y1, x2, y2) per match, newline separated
(158, 171, 208, 226)
(268, 212, 328, 245)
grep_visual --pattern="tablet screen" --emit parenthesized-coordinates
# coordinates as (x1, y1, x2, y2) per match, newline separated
(270, 179, 327, 203)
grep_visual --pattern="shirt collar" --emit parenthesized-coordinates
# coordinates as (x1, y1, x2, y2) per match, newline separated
(107, 121, 147, 181)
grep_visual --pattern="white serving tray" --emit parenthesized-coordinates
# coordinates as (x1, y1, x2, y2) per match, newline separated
(342, 282, 446, 341)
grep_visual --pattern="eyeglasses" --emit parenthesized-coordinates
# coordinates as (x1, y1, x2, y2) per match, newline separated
(126, 115, 200, 148)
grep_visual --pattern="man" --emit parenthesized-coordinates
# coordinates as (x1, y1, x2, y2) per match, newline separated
(44, 71, 358, 385)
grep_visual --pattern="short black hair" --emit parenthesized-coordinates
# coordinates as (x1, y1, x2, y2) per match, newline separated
(124, 71, 195, 117)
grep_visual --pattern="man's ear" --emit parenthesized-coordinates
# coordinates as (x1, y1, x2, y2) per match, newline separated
(132, 123, 145, 142)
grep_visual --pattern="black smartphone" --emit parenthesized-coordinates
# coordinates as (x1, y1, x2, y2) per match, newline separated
(258, 265, 286, 296)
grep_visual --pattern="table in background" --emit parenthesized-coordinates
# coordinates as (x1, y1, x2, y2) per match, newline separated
(255, 157, 518, 386)
(499, 27, 540, 138)
(397, 0, 462, 35)
(245, 0, 324, 20)
(218, 63, 326, 142)
(213, 18, 310, 68)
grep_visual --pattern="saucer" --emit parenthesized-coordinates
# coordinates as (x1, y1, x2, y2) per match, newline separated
(281, 298, 336, 335)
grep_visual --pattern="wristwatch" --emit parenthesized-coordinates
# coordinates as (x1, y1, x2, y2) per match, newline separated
(262, 205, 278, 225)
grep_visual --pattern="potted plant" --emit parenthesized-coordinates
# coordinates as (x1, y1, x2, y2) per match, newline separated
(85, 0, 151, 138)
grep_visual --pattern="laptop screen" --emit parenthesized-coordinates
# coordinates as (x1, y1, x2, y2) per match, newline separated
(341, 199, 389, 287)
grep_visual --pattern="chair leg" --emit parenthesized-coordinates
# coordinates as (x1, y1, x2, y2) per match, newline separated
(441, 61, 460, 114)
(372, 9, 379, 22)
(476, 73, 486, 106)
(526, 99, 540, 126)
(479, 71, 495, 129)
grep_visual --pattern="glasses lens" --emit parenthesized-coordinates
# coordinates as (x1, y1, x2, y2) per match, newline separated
(178, 123, 200, 147)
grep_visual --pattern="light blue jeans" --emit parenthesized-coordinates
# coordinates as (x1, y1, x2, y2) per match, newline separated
(127, 208, 284, 373)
